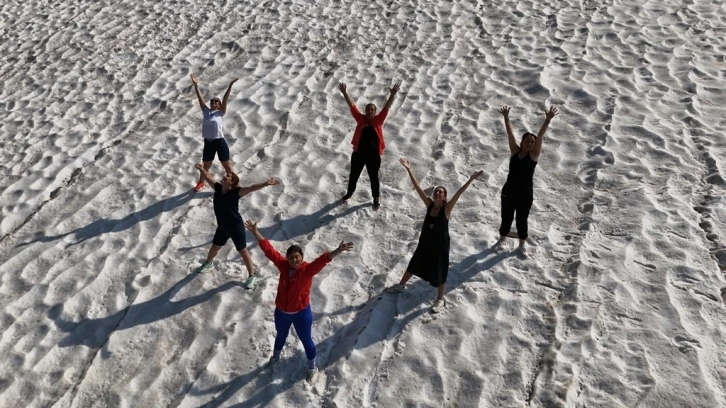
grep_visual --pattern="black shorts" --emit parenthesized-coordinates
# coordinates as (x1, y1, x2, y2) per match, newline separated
(212, 224, 247, 250)
(202, 138, 230, 162)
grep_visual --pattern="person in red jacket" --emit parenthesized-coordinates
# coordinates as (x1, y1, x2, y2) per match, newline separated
(338, 82, 401, 210)
(244, 220, 354, 381)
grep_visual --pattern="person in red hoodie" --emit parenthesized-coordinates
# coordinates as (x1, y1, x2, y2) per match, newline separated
(338, 82, 401, 210)
(244, 220, 354, 381)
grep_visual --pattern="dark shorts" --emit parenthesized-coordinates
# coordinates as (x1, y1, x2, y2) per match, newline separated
(212, 224, 247, 250)
(203, 138, 230, 162)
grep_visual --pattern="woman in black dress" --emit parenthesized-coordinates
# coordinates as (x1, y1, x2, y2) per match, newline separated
(386, 158, 482, 313)
(493, 106, 558, 257)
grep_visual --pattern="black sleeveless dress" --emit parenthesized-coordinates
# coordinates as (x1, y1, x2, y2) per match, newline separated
(406, 203, 451, 287)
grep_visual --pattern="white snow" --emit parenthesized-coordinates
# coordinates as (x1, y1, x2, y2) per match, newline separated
(1, 0, 725, 406)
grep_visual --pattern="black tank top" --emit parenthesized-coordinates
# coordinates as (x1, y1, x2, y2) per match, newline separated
(504, 150, 537, 189)
(357, 126, 379, 155)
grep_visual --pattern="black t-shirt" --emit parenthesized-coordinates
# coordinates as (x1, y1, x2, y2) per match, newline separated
(357, 126, 379, 155)
(213, 182, 242, 225)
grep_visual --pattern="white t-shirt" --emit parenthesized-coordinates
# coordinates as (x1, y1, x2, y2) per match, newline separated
(202, 107, 224, 140)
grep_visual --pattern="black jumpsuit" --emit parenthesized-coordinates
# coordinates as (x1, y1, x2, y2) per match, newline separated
(499, 149, 537, 239)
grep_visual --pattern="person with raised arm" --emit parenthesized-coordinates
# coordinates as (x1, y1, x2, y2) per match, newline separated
(492, 106, 559, 257)
(194, 163, 279, 289)
(386, 158, 483, 313)
(191, 73, 238, 192)
(245, 219, 353, 382)
(338, 82, 401, 210)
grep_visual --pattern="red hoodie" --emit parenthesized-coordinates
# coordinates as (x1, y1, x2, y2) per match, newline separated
(259, 239, 332, 313)
(349, 105, 388, 155)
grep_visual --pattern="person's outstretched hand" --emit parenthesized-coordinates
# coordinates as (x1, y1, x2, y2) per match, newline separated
(337, 241, 354, 251)
(389, 83, 401, 95)
(470, 170, 484, 181)
(499, 106, 510, 117)
(229, 78, 238, 86)
(399, 158, 411, 170)
(244, 220, 258, 233)
(545, 106, 559, 121)
(338, 83, 347, 94)
(190, 73, 199, 86)
(194, 163, 204, 171)
(265, 177, 281, 186)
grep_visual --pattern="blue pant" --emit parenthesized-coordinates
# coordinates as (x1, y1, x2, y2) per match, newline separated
(274, 305, 315, 361)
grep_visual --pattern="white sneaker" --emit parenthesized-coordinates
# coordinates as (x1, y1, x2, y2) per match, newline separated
(492, 240, 505, 252)
(517, 245, 528, 258)
(430, 298, 446, 314)
(306, 367, 318, 383)
(385, 284, 405, 294)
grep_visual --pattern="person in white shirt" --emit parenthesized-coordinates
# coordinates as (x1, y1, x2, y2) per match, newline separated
(190, 73, 237, 192)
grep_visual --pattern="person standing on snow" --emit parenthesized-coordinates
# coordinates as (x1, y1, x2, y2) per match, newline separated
(244, 219, 353, 382)
(338, 82, 401, 210)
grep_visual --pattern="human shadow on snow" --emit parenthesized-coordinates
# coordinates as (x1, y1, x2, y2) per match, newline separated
(19, 189, 208, 247)
(316, 249, 514, 370)
(255, 201, 369, 242)
(49, 272, 241, 353)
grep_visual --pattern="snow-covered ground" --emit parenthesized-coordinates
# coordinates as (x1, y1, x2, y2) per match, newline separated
(1, 0, 725, 406)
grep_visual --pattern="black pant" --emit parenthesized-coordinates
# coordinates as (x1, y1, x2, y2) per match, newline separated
(499, 187, 533, 239)
(202, 138, 230, 162)
(346, 151, 381, 198)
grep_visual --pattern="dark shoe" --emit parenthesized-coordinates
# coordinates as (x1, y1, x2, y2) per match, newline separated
(341, 193, 352, 202)
(385, 284, 405, 293)
(373, 198, 381, 210)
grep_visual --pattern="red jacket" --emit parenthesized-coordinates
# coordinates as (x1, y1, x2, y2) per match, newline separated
(259, 239, 332, 313)
(349, 105, 388, 155)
